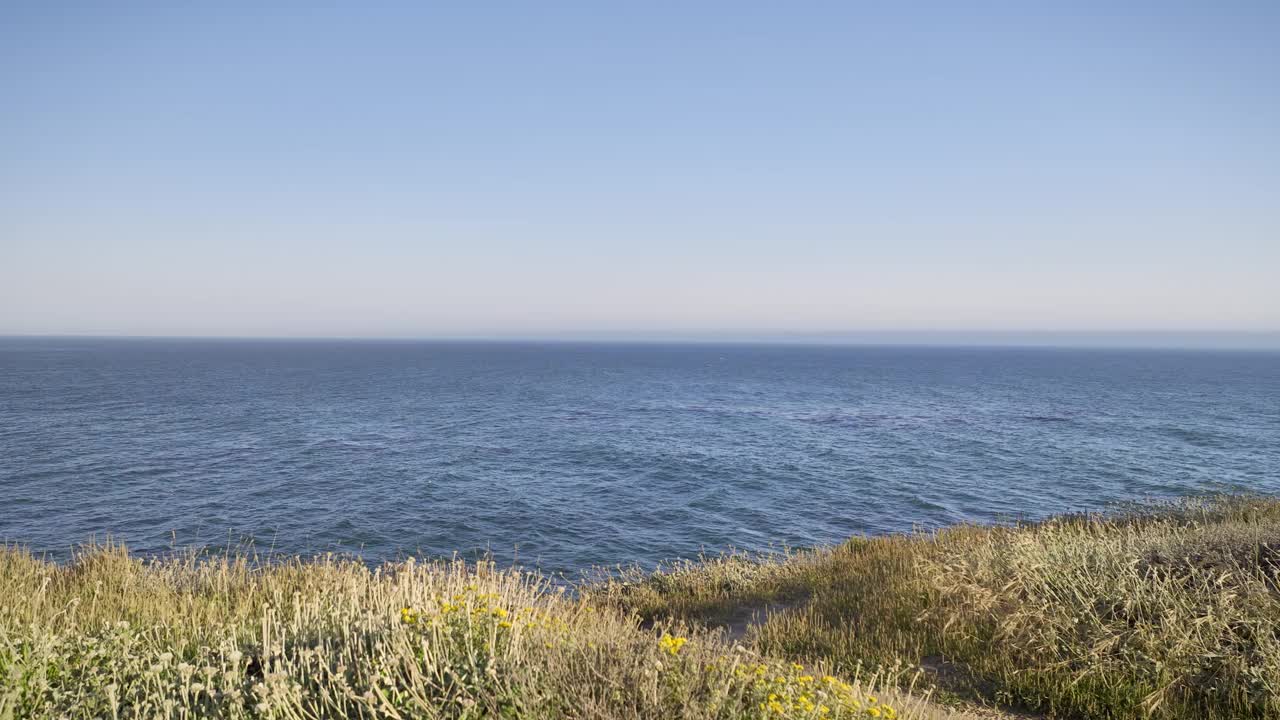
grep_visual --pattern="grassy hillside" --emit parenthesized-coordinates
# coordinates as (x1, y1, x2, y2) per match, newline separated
(592, 495, 1280, 719)
(0, 544, 946, 719)
(4, 495, 1278, 719)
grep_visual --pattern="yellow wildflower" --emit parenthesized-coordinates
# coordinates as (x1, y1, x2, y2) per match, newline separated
(658, 634, 688, 656)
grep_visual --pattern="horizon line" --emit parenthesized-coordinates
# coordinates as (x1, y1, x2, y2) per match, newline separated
(3, 329, 1279, 351)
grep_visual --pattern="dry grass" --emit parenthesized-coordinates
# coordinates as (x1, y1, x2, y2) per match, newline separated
(0, 543, 953, 720)
(594, 495, 1280, 719)
(11, 496, 1274, 719)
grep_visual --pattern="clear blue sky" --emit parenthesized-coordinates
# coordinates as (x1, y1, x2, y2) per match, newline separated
(2, 2, 1278, 341)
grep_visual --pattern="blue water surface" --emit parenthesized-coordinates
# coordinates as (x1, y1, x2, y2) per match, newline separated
(1, 338, 1277, 574)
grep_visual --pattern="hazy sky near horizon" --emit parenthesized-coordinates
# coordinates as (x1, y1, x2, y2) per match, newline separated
(2, 2, 1278, 339)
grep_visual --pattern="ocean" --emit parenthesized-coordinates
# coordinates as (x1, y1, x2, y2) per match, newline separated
(1, 337, 1277, 575)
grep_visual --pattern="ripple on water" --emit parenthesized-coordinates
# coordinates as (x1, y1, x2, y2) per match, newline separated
(1, 339, 1278, 574)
